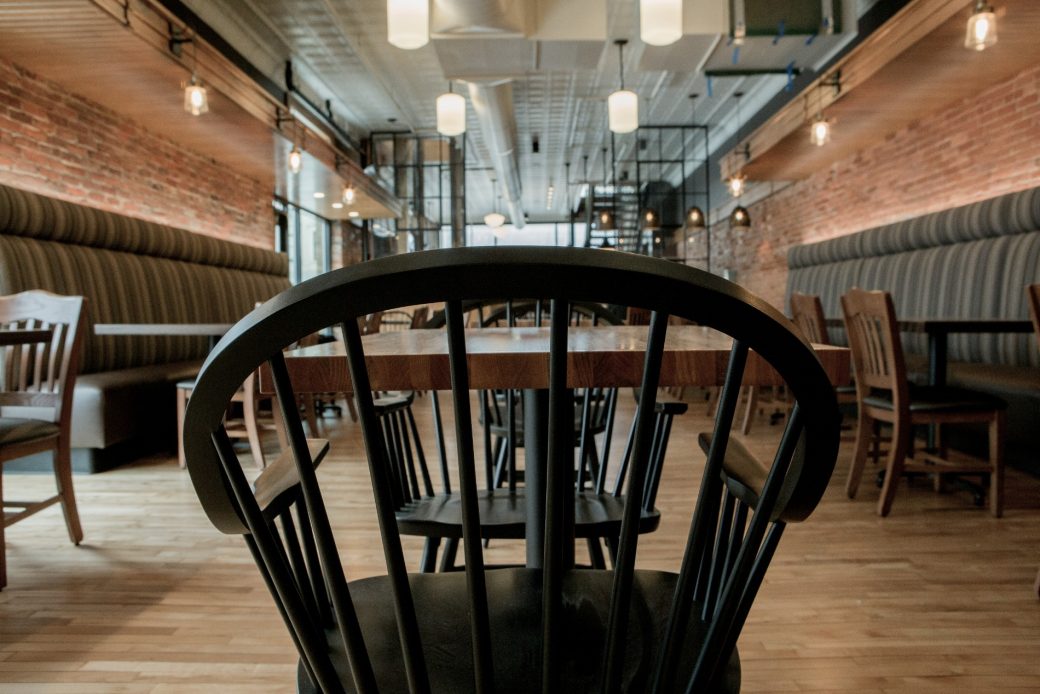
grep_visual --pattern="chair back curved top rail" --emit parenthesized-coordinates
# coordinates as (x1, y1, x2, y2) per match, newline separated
(183, 247, 841, 693)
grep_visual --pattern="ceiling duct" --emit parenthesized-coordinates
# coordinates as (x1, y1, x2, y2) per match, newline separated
(467, 80, 525, 229)
(431, 0, 526, 36)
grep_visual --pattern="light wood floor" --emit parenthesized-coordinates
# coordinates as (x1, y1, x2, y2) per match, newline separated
(2, 392, 1038, 692)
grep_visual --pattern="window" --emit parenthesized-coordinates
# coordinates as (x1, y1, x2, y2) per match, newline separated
(275, 199, 332, 284)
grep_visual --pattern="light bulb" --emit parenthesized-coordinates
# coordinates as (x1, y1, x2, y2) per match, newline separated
(343, 186, 356, 204)
(183, 76, 208, 116)
(727, 174, 746, 198)
(288, 146, 302, 174)
(810, 117, 831, 147)
(965, 2, 996, 51)
(685, 206, 705, 229)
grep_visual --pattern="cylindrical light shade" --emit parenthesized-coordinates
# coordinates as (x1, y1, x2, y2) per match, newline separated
(810, 117, 831, 147)
(342, 186, 356, 204)
(965, 3, 996, 51)
(685, 206, 705, 229)
(288, 146, 302, 174)
(387, 0, 429, 50)
(730, 205, 751, 227)
(436, 92, 466, 136)
(597, 209, 616, 231)
(640, 0, 682, 46)
(608, 89, 639, 134)
(483, 212, 506, 228)
(183, 76, 208, 116)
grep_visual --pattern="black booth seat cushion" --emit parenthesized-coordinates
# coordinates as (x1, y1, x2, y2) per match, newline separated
(862, 385, 1008, 413)
(0, 417, 59, 446)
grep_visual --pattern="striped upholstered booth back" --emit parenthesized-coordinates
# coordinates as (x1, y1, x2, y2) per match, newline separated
(787, 186, 1040, 368)
(0, 184, 289, 374)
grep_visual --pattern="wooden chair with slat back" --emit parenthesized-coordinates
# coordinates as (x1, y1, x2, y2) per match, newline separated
(790, 292, 857, 436)
(183, 247, 841, 693)
(841, 288, 1006, 517)
(1, 290, 86, 590)
(1027, 284, 1040, 598)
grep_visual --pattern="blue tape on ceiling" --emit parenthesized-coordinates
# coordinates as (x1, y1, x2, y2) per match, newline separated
(773, 20, 786, 45)
(732, 46, 740, 64)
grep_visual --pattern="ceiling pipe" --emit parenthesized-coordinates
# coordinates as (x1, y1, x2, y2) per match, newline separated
(467, 79, 525, 228)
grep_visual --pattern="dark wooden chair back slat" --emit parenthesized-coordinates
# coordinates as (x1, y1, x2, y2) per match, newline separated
(841, 288, 908, 406)
(182, 247, 841, 693)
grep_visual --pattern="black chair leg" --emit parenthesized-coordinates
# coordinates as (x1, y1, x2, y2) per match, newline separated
(586, 537, 606, 569)
(438, 537, 460, 572)
(420, 537, 441, 573)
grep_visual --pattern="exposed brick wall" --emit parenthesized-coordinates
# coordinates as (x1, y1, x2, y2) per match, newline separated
(0, 57, 273, 249)
(720, 63, 1040, 308)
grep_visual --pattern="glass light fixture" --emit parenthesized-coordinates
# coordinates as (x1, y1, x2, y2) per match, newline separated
(597, 209, 616, 231)
(387, 0, 429, 50)
(608, 40, 639, 134)
(640, 0, 682, 46)
(810, 115, 831, 147)
(685, 205, 706, 229)
(727, 173, 746, 198)
(288, 146, 302, 174)
(436, 86, 466, 137)
(965, 1, 996, 51)
(730, 205, 751, 228)
(342, 185, 356, 205)
(183, 75, 208, 116)
(484, 178, 506, 228)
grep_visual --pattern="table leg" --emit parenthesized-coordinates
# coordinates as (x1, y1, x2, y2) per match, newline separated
(928, 331, 948, 388)
(927, 331, 948, 449)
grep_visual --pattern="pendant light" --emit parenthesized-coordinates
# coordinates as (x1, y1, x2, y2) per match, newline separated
(181, 34, 208, 116)
(484, 178, 506, 229)
(342, 185, 356, 205)
(965, 1, 996, 51)
(387, 0, 429, 50)
(288, 146, 302, 174)
(730, 205, 750, 228)
(810, 114, 831, 146)
(597, 146, 617, 231)
(608, 39, 638, 134)
(436, 82, 466, 137)
(684, 206, 706, 229)
(725, 91, 747, 198)
(641, 208, 660, 230)
(640, 0, 682, 47)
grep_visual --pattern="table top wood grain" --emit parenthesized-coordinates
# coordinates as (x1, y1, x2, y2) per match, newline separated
(824, 317, 1034, 334)
(263, 325, 849, 393)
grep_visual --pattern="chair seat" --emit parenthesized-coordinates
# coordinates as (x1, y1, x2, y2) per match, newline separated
(299, 568, 740, 693)
(863, 385, 1007, 413)
(396, 489, 660, 540)
(0, 417, 60, 447)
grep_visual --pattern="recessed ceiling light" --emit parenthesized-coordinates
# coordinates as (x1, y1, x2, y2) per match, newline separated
(332, 202, 343, 209)
(313, 192, 325, 199)
(348, 210, 360, 218)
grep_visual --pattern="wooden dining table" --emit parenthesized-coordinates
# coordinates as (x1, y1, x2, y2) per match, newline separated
(825, 317, 1033, 387)
(263, 324, 850, 566)
(94, 323, 234, 351)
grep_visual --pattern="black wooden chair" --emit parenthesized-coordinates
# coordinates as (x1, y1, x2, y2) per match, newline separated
(183, 247, 841, 693)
